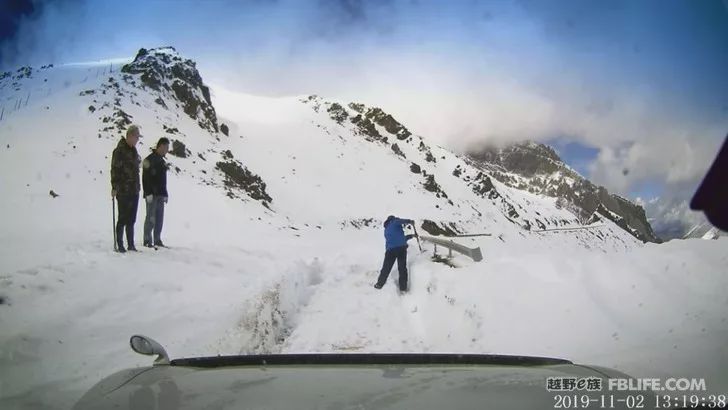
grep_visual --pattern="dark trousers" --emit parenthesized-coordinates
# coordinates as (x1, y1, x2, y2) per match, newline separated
(116, 194, 139, 248)
(143, 196, 165, 245)
(376, 246, 408, 291)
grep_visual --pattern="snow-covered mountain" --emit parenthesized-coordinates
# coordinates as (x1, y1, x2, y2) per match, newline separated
(637, 196, 724, 241)
(0, 46, 655, 245)
(466, 142, 661, 243)
(1, 47, 726, 409)
(683, 221, 724, 240)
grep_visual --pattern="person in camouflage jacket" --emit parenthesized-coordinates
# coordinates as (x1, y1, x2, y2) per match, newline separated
(111, 125, 142, 252)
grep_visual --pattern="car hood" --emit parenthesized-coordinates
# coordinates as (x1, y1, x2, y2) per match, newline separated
(73, 359, 641, 409)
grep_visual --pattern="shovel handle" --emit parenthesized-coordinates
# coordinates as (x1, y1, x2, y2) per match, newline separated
(411, 222, 423, 252)
(112, 197, 117, 251)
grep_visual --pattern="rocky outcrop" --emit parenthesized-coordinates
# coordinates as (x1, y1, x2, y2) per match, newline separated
(327, 103, 349, 125)
(351, 112, 387, 143)
(469, 142, 563, 177)
(216, 150, 272, 208)
(170, 140, 189, 158)
(421, 219, 459, 237)
(422, 171, 452, 205)
(366, 107, 411, 141)
(390, 143, 405, 158)
(121, 47, 219, 134)
(329, 101, 412, 143)
(312, 98, 456, 207)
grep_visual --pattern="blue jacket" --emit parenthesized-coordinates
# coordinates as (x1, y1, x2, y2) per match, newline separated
(384, 217, 414, 250)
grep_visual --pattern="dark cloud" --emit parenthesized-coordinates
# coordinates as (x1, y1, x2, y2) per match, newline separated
(0, 0, 38, 62)
(322, 0, 369, 23)
(0, 0, 84, 68)
(309, 0, 397, 40)
(0, 0, 36, 40)
(518, 0, 631, 38)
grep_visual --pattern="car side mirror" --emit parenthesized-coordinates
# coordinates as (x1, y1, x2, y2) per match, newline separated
(130, 335, 170, 365)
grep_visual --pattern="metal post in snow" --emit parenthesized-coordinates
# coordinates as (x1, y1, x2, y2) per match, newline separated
(25, 92, 30, 106)
(0, 107, 4, 121)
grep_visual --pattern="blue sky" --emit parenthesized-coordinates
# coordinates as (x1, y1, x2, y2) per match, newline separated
(546, 139, 600, 177)
(1, 0, 727, 232)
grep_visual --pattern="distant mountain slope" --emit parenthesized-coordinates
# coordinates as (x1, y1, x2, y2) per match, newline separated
(467, 142, 661, 243)
(683, 220, 723, 240)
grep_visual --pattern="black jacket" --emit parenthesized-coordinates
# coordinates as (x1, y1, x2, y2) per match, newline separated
(111, 138, 141, 196)
(142, 151, 168, 197)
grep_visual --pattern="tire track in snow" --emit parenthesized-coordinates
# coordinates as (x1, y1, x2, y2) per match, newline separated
(277, 253, 463, 353)
(276, 260, 415, 353)
(397, 256, 433, 350)
(229, 258, 325, 354)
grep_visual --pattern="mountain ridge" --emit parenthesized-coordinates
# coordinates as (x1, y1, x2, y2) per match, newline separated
(0, 46, 647, 249)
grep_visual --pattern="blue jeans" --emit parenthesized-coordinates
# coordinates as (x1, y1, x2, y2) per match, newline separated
(143, 196, 165, 245)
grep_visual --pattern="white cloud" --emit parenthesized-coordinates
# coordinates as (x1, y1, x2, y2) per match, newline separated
(640, 196, 710, 240)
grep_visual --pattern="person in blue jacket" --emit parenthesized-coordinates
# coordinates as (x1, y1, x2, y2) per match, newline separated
(375, 215, 417, 291)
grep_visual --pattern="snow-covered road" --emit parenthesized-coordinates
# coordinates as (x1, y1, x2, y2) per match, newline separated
(2, 228, 727, 409)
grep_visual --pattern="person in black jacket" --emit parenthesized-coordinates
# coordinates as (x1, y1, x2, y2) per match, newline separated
(142, 137, 170, 247)
(111, 125, 142, 252)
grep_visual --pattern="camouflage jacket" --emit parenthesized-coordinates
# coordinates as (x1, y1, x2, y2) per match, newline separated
(110, 138, 141, 195)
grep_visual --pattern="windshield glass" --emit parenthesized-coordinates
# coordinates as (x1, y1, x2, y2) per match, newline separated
(1, 1, 727, 409)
